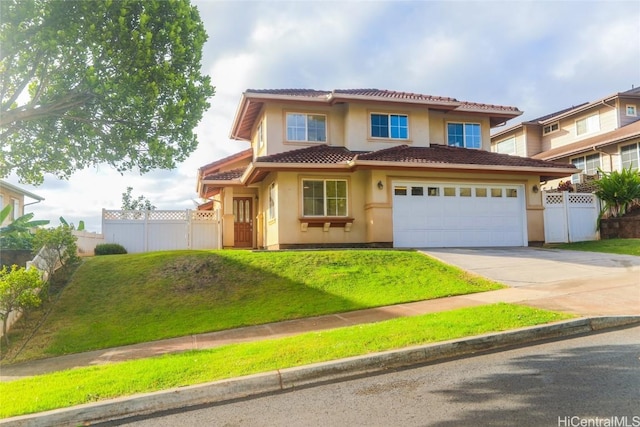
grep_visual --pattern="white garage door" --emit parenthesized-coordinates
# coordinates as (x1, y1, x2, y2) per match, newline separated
(392, 182, 527, 248)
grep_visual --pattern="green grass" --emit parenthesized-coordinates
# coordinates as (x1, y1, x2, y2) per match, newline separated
(0, 303, 573, 419)
(549, 238, 640, 256)
(2, 250, 503, 362)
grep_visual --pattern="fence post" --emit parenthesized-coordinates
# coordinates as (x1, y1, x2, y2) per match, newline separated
(187, 209, 192, 250)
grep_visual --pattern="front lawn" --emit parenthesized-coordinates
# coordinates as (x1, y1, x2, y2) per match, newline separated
(3, 250, 503, 362)
(550, 238, 640, 256)
(0, 303, 572, 418)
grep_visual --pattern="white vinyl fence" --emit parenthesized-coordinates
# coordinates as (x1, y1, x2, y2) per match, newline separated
(543, 192, 600, 243)
(72, 230, 105, 256)
(102, 209, 220, 253)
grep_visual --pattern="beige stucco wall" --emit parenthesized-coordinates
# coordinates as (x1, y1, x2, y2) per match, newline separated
(541, 105, 618, 152)
(253, 169, 546, 248)
(428, 111, 492, 150)
(258, 102, 497, 157)
(0, 187, 24, 226)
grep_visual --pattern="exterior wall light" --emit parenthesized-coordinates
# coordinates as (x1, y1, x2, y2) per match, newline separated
(532, 185, 539, 193)
(377, 180, 384, 190)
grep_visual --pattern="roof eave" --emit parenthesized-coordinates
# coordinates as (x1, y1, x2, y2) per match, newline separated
(353, 159, 576, 176)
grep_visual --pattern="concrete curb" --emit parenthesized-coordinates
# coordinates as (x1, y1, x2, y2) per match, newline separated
(3, 316, 639, 427)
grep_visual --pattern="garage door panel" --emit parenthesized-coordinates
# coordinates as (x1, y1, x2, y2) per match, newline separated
(393, 182, 526, 248)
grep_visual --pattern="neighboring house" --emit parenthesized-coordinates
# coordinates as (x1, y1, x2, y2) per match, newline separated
(491, 87, 640, 190)
(197, 89, 576, 249)
(0, 180, 44, 227)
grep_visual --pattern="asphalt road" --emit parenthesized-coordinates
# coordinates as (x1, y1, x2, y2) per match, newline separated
(105, 325, 640, 427)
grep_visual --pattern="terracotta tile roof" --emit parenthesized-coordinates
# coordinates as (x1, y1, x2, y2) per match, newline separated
(202, 167, 246, 181)
(256, 145, 360, 164)
(332, 89, 458, 103)
(532, 119, 640, 161)
(198, 149, 252, 176)
(357, 145, 574, 169)
(245, 89, 332, 99)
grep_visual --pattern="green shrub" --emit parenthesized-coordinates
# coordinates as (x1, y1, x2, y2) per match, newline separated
(94, 243, 128, 256)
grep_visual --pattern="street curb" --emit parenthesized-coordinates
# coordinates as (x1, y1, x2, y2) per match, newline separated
(3, 316, 639, 427)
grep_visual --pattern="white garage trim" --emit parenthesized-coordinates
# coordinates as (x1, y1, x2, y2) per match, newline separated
(392, 181, 527, 248)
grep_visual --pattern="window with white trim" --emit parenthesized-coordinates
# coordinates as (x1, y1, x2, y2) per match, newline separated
(626, 105, 637, 117)
(370, 113, 408, 139)
(447, 122, 481, 149)
(12, 198, 19, 220)
(576, 113, 599, 136)
(543, 122, 559, 135)
(621, 143, 639, 170)
(571, 153, 600, 183)
(302, 179, 347, 216)
(268, 182, 276, 220)
(495, 137, 516, 155)
(257, 121, 264, 148)
(286, 113, 326, 142)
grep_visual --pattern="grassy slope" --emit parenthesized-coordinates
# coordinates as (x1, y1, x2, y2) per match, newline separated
(3, 250, 503, 362)
(0, 303, 573, 418)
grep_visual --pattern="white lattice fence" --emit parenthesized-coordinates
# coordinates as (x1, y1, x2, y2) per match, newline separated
(543, 192, 599, 243)
(102, 209, 220, 253)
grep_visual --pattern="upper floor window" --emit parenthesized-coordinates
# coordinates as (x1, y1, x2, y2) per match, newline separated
(447, 122, 481, 149)
(370, 113, 408, 139)
(286, 113, 326, 142)
(621, 143, 639, 170)
(495, 137, 516, 155)
(543, 122, 559, 135)
(576, 113, 599, 136)
(626, 105, 637, 117)
(12, 198, 19, 220)
(302, 179, 347, 217)
(571, 153, 600, 183)
(257, 121, 264, 148)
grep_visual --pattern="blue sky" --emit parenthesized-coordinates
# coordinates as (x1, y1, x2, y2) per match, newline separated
(8, 0, 640, 232)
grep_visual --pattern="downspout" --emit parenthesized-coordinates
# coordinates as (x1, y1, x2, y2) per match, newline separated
(600, 98, 619, 128)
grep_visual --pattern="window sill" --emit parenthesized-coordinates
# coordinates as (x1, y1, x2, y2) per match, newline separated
(299, 217, 354, 232)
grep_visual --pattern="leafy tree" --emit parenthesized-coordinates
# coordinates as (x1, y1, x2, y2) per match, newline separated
(121, 186, 156, 210)
(0, 207, 50, 250)
(594, 167, 640, 219)
(1, 0, 215, 184)
(0, 265, 43, 345)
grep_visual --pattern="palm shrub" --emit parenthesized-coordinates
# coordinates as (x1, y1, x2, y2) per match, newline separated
(593, 167, 640, 221)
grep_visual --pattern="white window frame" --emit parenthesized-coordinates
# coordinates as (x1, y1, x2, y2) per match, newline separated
(543, 122, 559, 135)
(257, 121, 264, 149)
(447, 122, 482, 149)
(11, 198, 19, 220)
(286, 113, 327, 142)
(571, 153, 601, 183)
(302, 179, 348, 217)
(495, 137, 516, 155)
(626, 105, 637, 117)
(268, 182, 276, 220)
(575, 113, 600, 136)
(370, 113, 409, 140)
(620, 142, 639, 170)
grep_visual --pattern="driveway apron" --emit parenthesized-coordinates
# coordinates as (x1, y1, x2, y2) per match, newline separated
(421, 247, 640, 316)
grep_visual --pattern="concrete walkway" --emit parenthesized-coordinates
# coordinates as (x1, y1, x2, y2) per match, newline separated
(1, 247, 639, 382)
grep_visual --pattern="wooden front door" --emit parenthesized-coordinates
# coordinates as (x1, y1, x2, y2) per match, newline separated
(233, 197, 253, 247)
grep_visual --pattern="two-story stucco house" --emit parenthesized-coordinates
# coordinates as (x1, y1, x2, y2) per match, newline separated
(197, 89, 576, 249)
(0, 180, 44, 227)
(491, 87, 640, 189)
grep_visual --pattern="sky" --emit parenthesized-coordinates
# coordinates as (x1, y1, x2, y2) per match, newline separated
(5, 0, 640, 232)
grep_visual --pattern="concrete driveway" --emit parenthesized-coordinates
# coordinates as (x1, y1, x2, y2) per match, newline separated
(421, 247, 640, 316)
